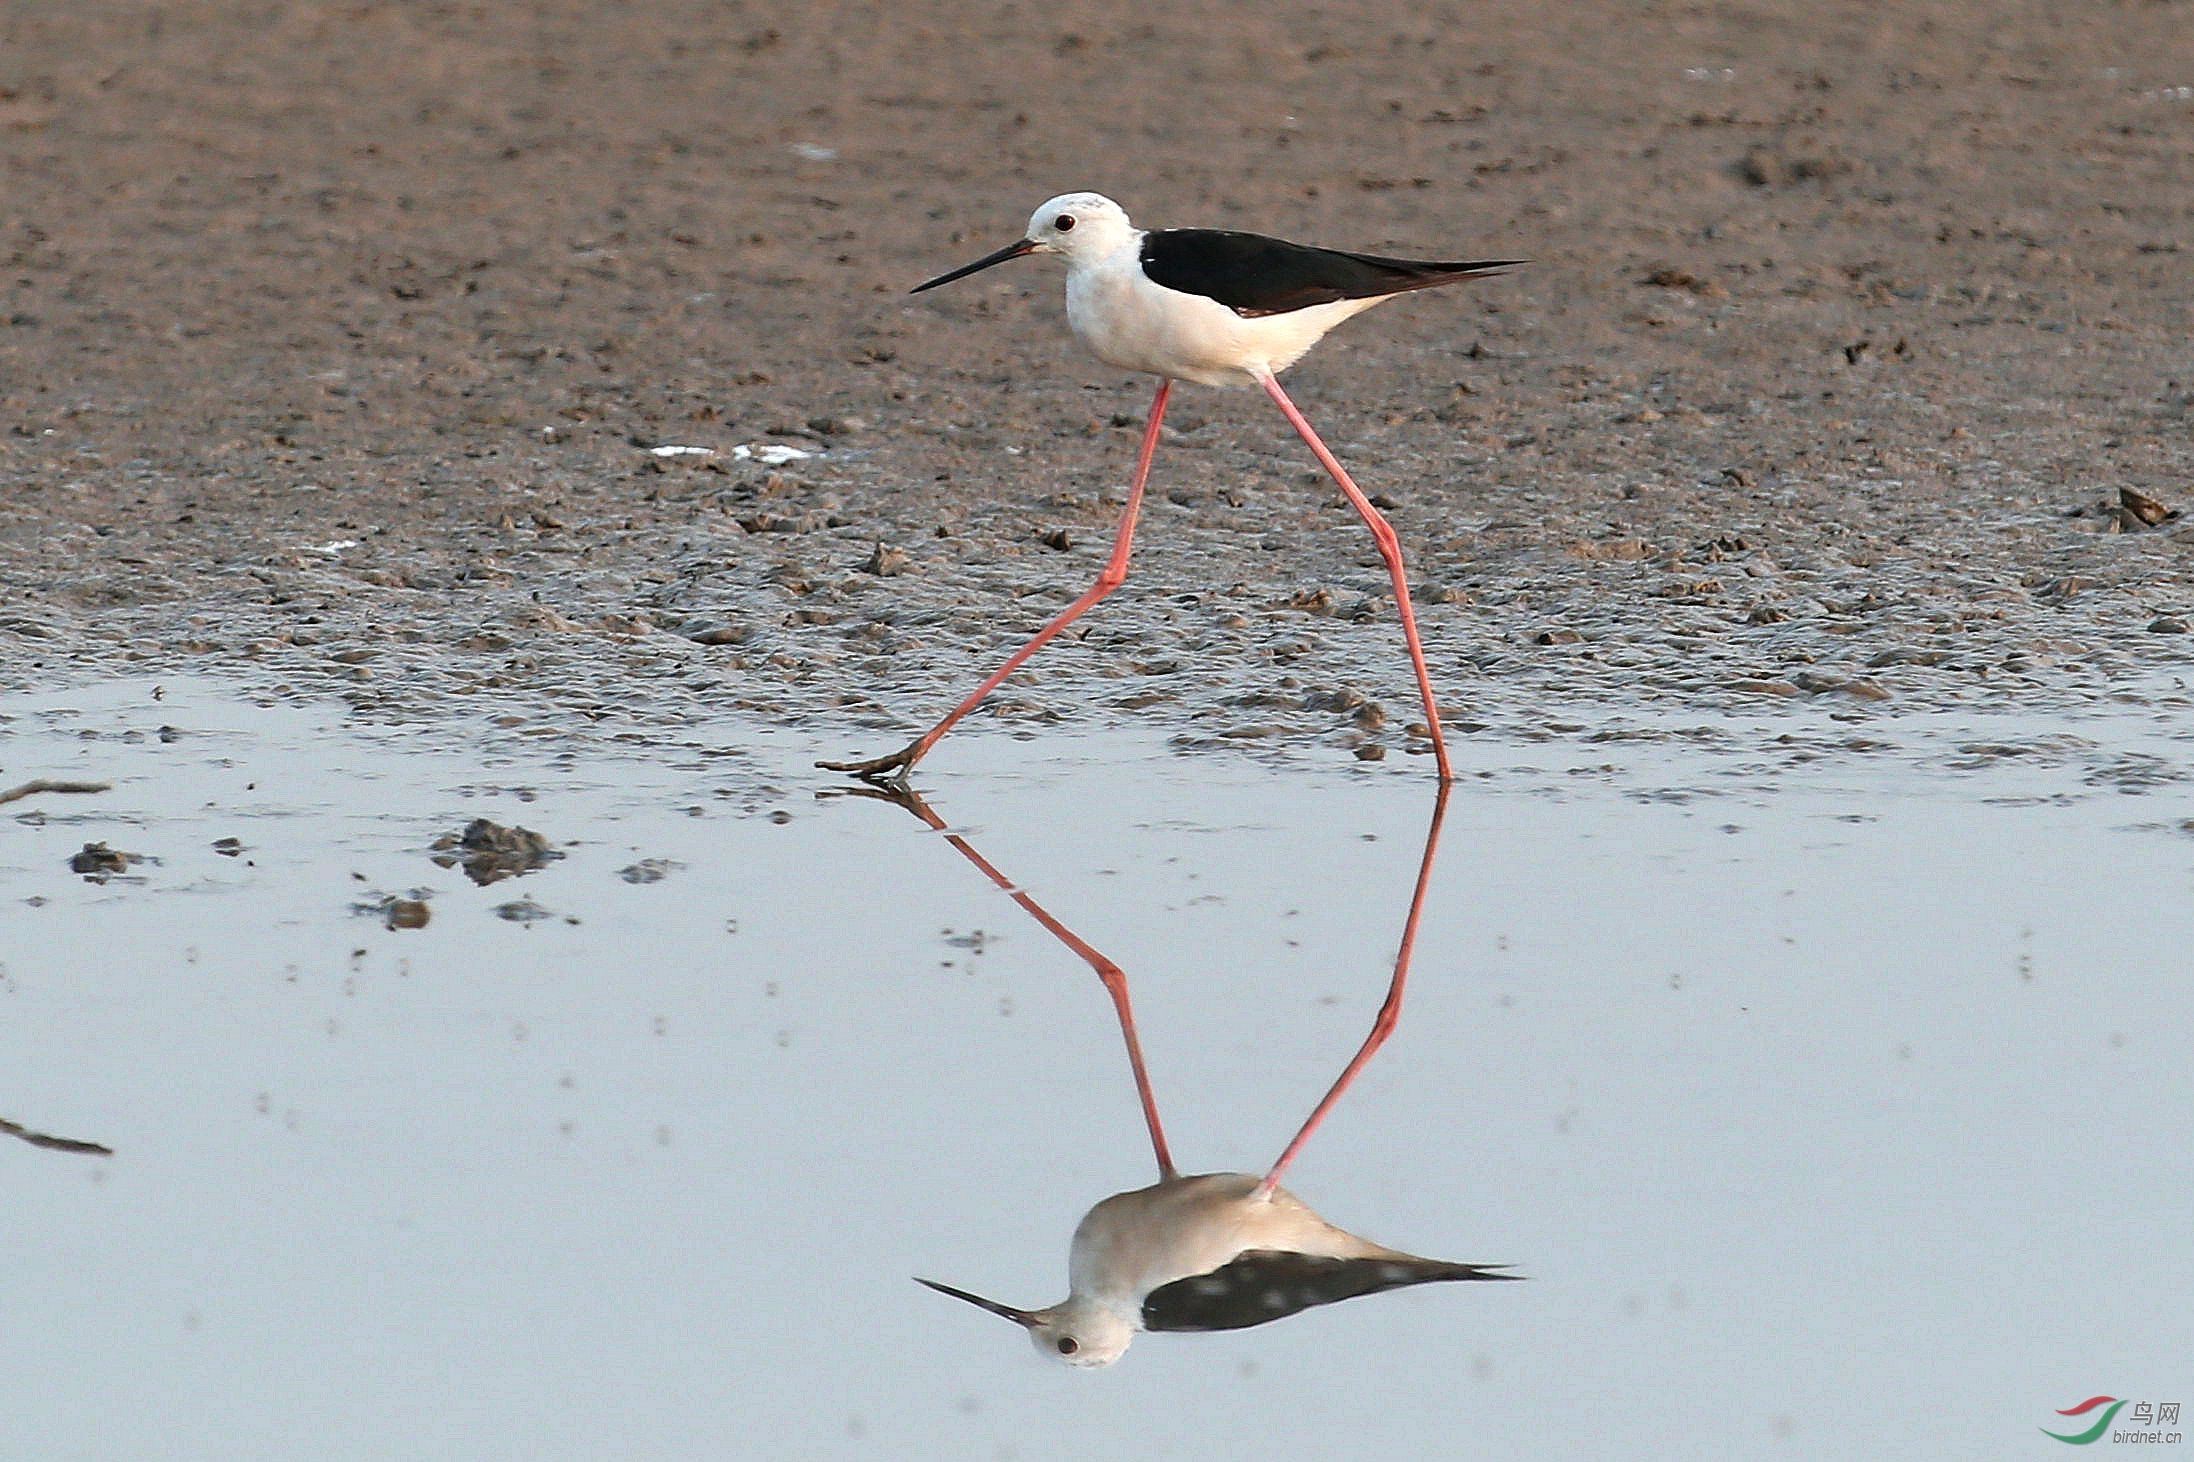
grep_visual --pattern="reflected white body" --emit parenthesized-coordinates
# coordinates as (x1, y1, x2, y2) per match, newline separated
(1032, 1171, 1438, 1368)
(1032, 193, 1391, 388)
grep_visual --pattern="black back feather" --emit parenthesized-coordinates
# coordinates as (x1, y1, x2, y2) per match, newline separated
(1141, 1250, 1520, 1333)
(1140, 229, 1521, 318)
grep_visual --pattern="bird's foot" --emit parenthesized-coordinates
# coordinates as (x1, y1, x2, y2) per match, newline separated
(816, 738, 925, 788)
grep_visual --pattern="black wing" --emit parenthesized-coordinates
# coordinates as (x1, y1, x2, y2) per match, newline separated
(1141, 1250, 1520, 1333)
(1140, 229, 1521, 319)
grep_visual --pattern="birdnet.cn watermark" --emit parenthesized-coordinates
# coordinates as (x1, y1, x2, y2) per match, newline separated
(2041, 1398, 2182, 1446)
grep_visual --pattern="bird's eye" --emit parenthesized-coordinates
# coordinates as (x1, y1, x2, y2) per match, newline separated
(1054, 213, 1076, 232)
(1056, 1337, 1079, 1355)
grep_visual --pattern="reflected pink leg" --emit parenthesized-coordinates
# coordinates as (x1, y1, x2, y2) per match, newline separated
(1258, 782, 1451, 1196)
(1257, 373, 1455, 783)
(819, 379, 1173, 783)
(897, 791, 1177, 1180)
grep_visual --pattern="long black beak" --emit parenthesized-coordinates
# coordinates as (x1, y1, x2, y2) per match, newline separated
(916, 1276, 1037, 1326)
(910, 238, 1038, 294)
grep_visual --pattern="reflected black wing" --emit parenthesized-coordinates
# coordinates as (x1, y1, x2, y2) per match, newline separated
(1141, 1250, 1520, 1333)
(1140, 230, 1521, 318)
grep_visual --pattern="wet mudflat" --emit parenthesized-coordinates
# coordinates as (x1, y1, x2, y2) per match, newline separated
(5, 1, 2193, 760)
(5, 674, 2190, 1460)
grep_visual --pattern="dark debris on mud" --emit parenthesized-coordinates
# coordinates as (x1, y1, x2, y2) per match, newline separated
(0, 1116, 113, 1157)
(431, 819, 563, 886)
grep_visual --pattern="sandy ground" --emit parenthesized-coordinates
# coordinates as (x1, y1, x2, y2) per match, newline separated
(3, 0, 2190, 765)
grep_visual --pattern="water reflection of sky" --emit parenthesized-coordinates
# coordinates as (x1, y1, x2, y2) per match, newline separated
(4, 678, 2189, 1458)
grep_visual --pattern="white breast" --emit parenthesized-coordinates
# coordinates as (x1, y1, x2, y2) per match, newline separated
(1064, 248, 1383, 388)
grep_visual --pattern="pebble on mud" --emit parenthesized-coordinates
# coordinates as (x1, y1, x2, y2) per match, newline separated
(2119, 486, 2177, 528)
(68, 842, 134, 880)
(1790, 671, 1892, 701)
(1640, 265, 1727, 298)
(1738, 145, 1854, 186)
(386, 898, 431, 930)
(431, 818, 563, 885)
(862, 543, 910, 576)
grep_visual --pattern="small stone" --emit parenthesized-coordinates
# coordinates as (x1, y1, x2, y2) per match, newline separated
(431, 819, 561, 886)
(2033, 576, 2092, 604)
(1534, 628, 1583, 645)
(1641, 267, 1725, 298)
(69, 842, 132, 877)
(1353, 744, 1387, 761)
(1739, 148, 1789, 186)
(2147, 616, 2189, 634)
(1036, 527, 1071, 551)
(862, 543, 910, 576)
(1568, 537, 1649, 561)
(385, 898, 431, 930)
(2120, 486, 2175, 527)
(1790, 671, 1890, 701)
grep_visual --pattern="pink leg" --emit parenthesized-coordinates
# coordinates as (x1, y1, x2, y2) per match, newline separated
(980, 856, 1177, 1181)
(891, 787, 1177, 1180)
(1257, 373, 1455, 783)
(820, 379, 1173, 783)
(1258, 781, 1451, 1196)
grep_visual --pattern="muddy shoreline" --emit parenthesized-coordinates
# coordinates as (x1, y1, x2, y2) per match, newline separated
(4, 2, 2188, 768)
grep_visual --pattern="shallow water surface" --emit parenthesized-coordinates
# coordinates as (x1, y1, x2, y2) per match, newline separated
(4, 677, 2189, 1459)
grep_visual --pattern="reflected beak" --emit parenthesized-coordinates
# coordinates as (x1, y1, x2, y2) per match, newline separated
(916, 1277, 1037, 1327)
(910, 237, 1039, 294)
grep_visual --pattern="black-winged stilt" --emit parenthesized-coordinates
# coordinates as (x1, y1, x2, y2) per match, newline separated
(869, 782, 1517, 1367)
(820, 193, 1519, 786)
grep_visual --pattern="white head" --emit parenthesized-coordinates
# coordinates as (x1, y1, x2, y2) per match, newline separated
(1021, 192, 1135, 262)
(916, 1279, 1138, 1368)
(909, 193, 1136, 293)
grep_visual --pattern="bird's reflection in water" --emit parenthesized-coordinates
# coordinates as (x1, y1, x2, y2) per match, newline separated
(857, 782, 1517, 1368)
